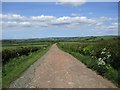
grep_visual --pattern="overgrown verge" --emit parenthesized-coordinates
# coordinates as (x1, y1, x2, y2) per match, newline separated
(57, 41, 120, 87)
(2, 45, 51, 88)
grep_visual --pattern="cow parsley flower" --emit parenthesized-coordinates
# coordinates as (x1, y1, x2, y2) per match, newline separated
(107, 54, 111, 59)
(97, 58, 106, 65)
(103, 48, 106, 51)
(101, 51, 106, 54)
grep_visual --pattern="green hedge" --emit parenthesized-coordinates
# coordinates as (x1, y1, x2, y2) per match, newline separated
(2, 46, 47, 65)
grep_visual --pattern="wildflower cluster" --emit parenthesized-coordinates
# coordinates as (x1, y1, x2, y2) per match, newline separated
(95, 48, 112, 74)
(98, 48, 112, 65)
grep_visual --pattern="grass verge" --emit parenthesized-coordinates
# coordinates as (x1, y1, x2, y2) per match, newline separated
(2, 45, 51, 88)
(57, 44, 119, 87)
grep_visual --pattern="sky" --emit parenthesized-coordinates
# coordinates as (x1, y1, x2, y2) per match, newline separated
(2, 0, 120, 2)
(1, 1, 118, 39)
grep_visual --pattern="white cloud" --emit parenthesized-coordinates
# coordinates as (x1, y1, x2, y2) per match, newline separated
(2, 14, 97, 28)
(31, 15, 56, 21)
(1, 14, 27, 21)
(2, 21, 18, 27)
(107, 26, 118, 30)
(1, 13, 117, 33)
(96, 22, 102, 26)
(2, 21, 31, 27)
(0, 14, 2, 19)
(95, 25, 118, 35)
(52, 16, 72, 25)
(19, 22, 31, 27)
(57, 0, 86, 6)
(98, 16, 113, 22)
(96, 25, 118, 31)
(73, 16, 96, 24)
(112, 22, 118, 26)
(50, 16, 97, 28)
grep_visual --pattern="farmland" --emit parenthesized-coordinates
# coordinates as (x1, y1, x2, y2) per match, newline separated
(1, 36, 120, 88)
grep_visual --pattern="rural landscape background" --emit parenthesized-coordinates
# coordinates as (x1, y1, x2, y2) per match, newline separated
(1, 1, 120, 88)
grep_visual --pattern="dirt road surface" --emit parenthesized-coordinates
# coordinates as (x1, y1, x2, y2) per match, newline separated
(10, 44, 117, 88)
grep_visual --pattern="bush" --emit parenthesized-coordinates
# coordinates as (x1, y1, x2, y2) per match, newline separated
(2, 46, 47, 65)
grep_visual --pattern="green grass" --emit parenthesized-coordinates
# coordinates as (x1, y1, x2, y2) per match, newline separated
(2, 45, 51, 88)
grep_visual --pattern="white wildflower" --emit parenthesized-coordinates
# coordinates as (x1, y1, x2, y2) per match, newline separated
(107, 54, 111, 58)
(98, 59, 106, 65)
(106, 65, 110, 70)
(103, 48, 106, 51)
(98, 58, 102, 61)
(101, 51, 106, 54)
(103, 57, 106, 60)
(92, 56, 94, 59)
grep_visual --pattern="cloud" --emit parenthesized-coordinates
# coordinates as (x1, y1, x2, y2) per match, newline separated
(96, 22, 102, 26)
(96, 25, 118, 34)
(98, 16, 113, 22)
(2, 21, 18, 27)
(1, 14, 27, 21)
(1, 13, 117, 34)
(56, 0, 86, 6)
(19, 22, 31, 27)
(2, 14, 97, 29)
(96, 25, 118, 30)
(112, 22, 118, 26)
(49, 16, 98, 30)
(2, 21, 31, 28)
(31, 15, 56, 21)
(51, 16, 72, 25)
(93, 16, 115, 26)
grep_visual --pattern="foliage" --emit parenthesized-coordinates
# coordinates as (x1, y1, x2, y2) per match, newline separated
(2, 46, 48, 65)
(57, 39, 120, 87)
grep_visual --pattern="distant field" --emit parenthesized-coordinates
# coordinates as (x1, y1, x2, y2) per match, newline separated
(1, 41, 51, 51)
(2, 44, 48, 50)
(55, 36, 119, 42)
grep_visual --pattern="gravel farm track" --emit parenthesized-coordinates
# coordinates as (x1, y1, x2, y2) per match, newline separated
(10, 44, 117, 88)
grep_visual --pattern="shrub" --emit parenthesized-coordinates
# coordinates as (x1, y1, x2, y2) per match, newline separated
(2, 46, 47, 65)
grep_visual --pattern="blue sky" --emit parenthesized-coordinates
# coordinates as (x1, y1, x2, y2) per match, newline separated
(1, 2, 118, 39)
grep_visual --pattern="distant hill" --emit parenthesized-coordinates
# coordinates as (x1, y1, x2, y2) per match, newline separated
(1, 35, 120, 45)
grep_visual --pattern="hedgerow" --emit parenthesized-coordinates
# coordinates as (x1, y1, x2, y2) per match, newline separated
(2, 46, 47, 65)
(57, 39, 120, 86)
